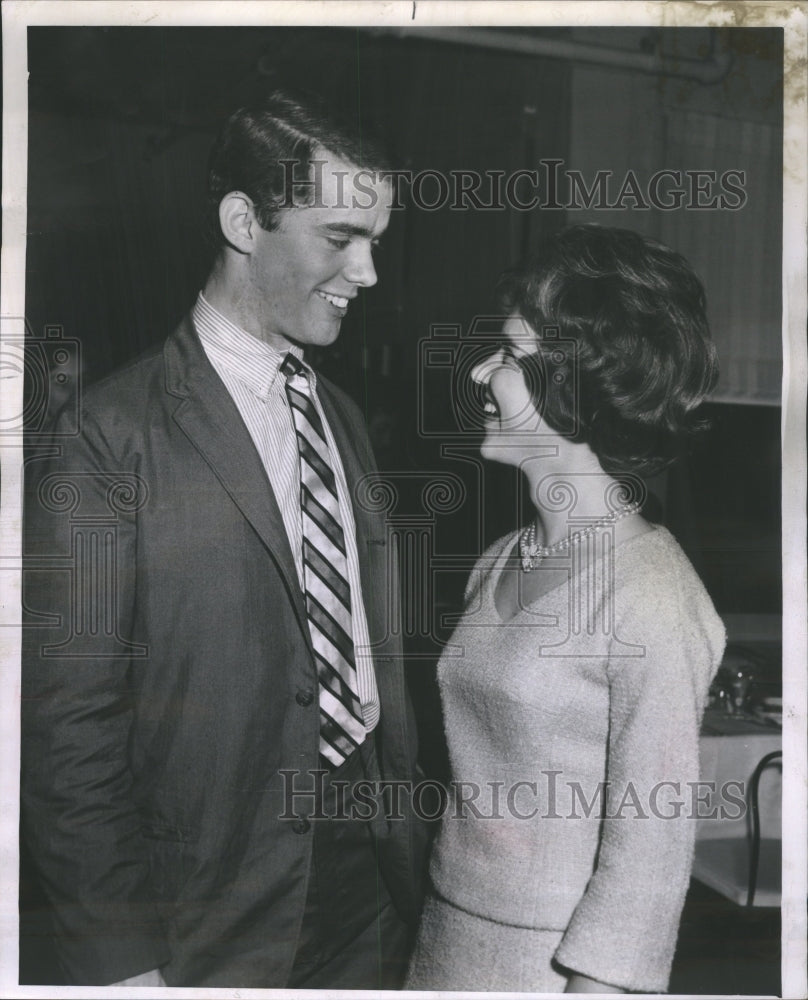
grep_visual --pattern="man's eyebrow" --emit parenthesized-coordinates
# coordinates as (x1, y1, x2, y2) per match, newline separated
(319, 222, 382, 239)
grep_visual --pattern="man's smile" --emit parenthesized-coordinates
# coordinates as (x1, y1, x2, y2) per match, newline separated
(317, 290, 352, 310)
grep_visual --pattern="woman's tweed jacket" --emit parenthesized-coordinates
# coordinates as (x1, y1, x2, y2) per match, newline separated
(426, 525, 726, 992)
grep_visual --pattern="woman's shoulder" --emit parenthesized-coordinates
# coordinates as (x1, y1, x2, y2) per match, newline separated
(613, 524, 726, 660)
(616, 524, 708, 595)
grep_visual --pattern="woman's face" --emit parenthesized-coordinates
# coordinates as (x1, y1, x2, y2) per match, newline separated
(470, 314, 548, 465)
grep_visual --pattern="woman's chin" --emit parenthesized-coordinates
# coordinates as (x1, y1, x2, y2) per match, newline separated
(480, 438, 514, 466)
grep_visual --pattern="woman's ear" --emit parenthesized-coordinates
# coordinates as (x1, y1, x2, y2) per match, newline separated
(217, 191, 258, 254)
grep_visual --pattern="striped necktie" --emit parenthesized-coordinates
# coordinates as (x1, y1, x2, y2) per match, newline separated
(280, 353, 366, 767)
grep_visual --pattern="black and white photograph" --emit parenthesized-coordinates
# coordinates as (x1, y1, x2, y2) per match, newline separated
(2, 2, 806, 997)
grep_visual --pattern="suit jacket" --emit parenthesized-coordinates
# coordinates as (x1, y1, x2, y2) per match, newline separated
(21, 315, 425, 987)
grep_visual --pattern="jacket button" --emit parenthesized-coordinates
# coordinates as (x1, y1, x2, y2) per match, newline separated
(292, 818, 310, 835)
(295, 688, 315, 707)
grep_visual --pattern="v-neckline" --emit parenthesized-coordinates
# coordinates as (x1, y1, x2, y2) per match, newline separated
(491, 522, 662, 623)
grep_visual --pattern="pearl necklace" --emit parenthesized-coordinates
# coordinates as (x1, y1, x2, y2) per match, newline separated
(519, 501, 641, 572)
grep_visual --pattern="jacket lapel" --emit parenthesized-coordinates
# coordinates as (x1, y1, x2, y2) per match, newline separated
(163, 317, 308, 631)
(317, 383, 390, 650)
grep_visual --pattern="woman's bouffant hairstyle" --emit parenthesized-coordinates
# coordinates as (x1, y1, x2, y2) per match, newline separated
(206, 89, 390, 245)
(497, 225, 719, 476)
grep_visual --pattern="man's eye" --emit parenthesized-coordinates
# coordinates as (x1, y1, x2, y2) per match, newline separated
(326, 236, 350, 250)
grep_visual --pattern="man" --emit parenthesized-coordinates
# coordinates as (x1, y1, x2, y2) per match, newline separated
(22, 92, 425, 988)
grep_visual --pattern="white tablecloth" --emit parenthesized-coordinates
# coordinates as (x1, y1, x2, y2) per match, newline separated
(697, 709, 781, 841)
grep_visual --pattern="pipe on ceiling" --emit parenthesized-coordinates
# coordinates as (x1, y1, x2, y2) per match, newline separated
(362, 27, 733, 85)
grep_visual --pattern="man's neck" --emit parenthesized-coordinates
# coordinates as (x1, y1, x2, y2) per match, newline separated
(203, 261, 254, 335)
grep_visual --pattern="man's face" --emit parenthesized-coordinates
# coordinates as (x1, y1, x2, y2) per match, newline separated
(246, 152, 392, 352)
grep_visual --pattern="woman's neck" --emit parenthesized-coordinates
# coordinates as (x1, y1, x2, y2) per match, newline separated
(519, 453, 627, 549)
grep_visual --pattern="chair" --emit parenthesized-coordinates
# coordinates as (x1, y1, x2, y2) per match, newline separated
(746, 749, 782, 906)
(692, 749, 782, 907)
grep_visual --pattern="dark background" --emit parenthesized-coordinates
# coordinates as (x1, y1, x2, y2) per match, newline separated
(24, 25, 782, 617)
(22, 25, 783, 992)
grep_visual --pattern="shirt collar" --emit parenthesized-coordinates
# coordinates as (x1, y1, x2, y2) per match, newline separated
(193, 292, 307, 399)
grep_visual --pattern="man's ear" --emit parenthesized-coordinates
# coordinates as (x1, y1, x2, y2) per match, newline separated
(218, 192, 260, 254)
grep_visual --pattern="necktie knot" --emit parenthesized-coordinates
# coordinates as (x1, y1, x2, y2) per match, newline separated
(280, 352, 306, 379)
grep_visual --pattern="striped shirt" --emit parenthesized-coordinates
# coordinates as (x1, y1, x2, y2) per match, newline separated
(193, 292, 379, 731)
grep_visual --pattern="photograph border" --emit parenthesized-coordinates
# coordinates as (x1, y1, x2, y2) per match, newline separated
(2, 2, 805, 997)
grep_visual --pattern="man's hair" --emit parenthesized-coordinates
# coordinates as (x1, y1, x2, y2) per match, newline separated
(497, 224, 719, 476)
(206, 89, 390, 244)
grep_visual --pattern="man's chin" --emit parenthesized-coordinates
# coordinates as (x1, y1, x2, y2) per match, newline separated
(282, 322, 343, 352)
(319, 322, 343, 346)
(308, 314, 344, 345)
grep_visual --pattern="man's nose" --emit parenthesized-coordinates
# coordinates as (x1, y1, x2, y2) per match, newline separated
(343, 244, 378, 288)
(470, 352, 501, 385)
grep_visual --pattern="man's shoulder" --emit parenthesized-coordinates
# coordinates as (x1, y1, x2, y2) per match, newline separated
(78, 310, 200, 422)
(57, 337, 176, 457)
(83, 341, 166, 409)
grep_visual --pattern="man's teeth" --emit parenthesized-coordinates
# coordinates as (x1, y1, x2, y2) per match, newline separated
(318, 291, 349, 309)
(483, 401, 498, 415)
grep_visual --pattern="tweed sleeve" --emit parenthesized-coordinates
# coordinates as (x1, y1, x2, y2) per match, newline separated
(553, 557, 725, 992)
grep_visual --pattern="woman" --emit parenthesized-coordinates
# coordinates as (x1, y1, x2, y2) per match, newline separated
(406, 226, 726, 994)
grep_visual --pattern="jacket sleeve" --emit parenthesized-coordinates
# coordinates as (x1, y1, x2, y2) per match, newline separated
(553, 567, 725, 992)
(21, 405, 171, 985)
